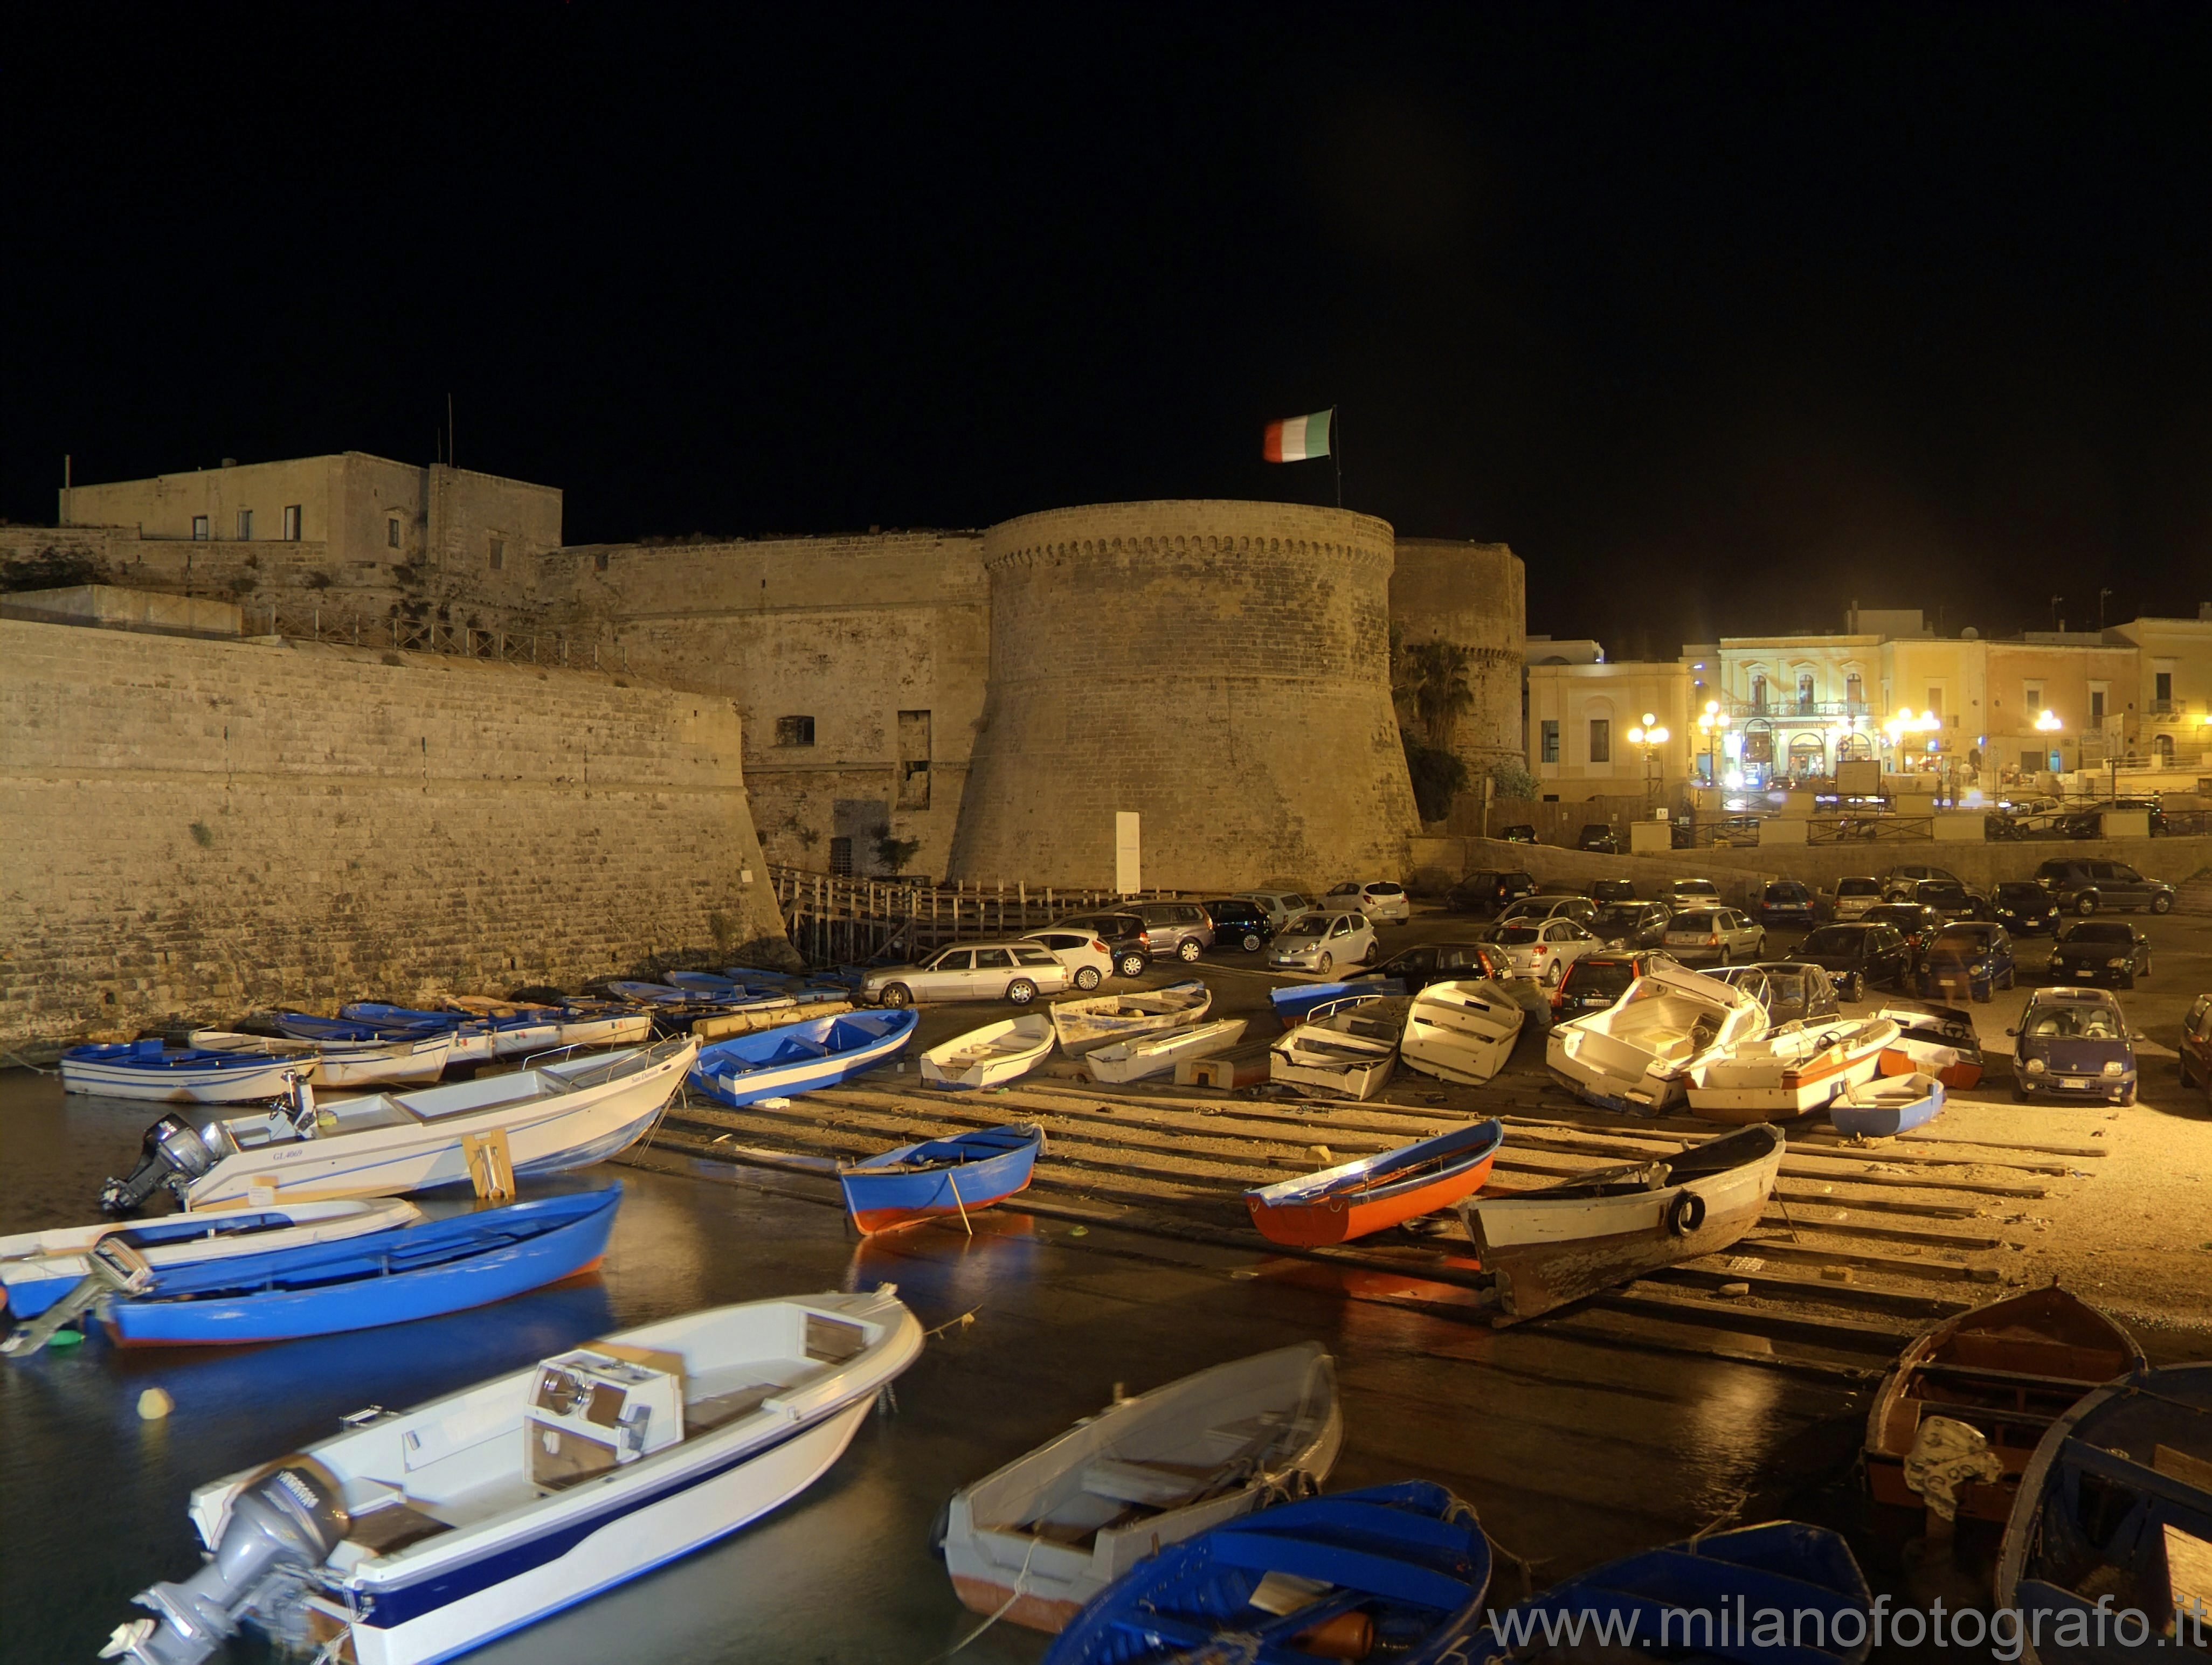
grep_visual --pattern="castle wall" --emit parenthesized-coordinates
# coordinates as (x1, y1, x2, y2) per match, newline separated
(0, 618, 784, 1046)
(1390, 538, 1526, 777)
(949, 501, 1420, 890)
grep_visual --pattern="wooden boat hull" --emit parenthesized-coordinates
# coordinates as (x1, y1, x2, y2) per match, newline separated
(1085, 1018, 1247, 1085)
(106, 1188, 621, 1346)
(943, 1343, 1342, 1633)
(691, 1010, 917, 1107)
(918, 1015, 1054, 1091)
(1049, 981, 1211, 1054)
(1247, 1120, 1504, 1247)
(839, 1124, 1043, 1236)
(1463, 1125, 1784, 1322)
(1830, 1072, 1944, 1137)
(1864, 1284, 2141, 1523)
(1399, 980, 1525, 1086)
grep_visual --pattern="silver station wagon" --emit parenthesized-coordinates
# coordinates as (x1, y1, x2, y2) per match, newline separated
(861, 941, 1072, 1008)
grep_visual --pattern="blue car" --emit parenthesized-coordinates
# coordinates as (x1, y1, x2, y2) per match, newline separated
(1916, 921, 2016, 1004)
(2011, 987, 2138, 1105)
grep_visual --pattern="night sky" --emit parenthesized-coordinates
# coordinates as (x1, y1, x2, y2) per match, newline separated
(8, 4, 2208, 653)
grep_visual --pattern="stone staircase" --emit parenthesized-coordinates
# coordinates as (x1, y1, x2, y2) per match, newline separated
(2175, 871, 2212, 915)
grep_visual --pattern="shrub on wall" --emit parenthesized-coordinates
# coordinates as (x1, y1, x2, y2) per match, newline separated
(1489, 759, 1540, 800)
(1401, 729, 1468, 824)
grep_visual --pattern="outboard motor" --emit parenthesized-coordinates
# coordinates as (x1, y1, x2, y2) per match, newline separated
(100, 1460, 349, 1665)
(99, 1115, 220, 1214)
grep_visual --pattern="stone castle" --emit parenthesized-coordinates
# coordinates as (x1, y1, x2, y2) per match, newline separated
(16, 452, 1525, 891)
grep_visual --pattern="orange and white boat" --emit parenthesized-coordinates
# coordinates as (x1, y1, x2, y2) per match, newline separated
(1685, 1017, 1899, 1122)
(1246, 1119, 1503, 1247)
(1874, 1003, 1987, 1090)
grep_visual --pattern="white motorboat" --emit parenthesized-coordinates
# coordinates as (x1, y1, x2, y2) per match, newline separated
(1684, 1016, 1899, 1122)
(920, 1014, 1056, 1090)
(99, 1037, 699, 1213)
(1546, 960, 1768, 1114)
(939, 1343, 1342, 1634)
(1, 1198, 421, 1323)
(191, 1030, 456, 1090)
(103, 1286, 921, 1665)
(1460, 1124, 1786, 1322)
(1048, 981, 1211, 1055)
(1399, 980, 1526, 1085)
(1084, 1018, 1248, 1085)
(1269, 998, 1403, 1101)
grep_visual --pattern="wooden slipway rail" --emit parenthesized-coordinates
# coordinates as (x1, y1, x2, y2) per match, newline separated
(631, 1063, 2102, 1369)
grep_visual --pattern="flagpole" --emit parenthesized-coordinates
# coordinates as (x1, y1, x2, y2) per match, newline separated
(1331, 406, 1343, 509)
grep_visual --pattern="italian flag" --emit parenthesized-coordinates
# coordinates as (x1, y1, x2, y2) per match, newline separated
(1262, 408, 1332, 462)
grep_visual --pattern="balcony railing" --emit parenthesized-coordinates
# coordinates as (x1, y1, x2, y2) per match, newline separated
(1721, 697, 1875, 722)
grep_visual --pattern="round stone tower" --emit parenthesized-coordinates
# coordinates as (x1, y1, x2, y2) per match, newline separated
(946, 501, 1419, 891)
(1388, 538, 1526, 778)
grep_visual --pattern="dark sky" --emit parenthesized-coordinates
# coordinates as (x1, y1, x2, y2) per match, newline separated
(8, 4, 2209, 650)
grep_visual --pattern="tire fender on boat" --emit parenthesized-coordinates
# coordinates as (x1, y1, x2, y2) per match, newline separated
(1667, 1190, 1707, 1238)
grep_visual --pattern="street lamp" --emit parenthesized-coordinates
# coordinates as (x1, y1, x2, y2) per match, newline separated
(1627, 712, 1669, 802)
(1695, 699, 1729, 787)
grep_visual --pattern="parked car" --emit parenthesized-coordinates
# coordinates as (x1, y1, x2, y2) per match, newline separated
(1590, 878, 1639, 903)
(1203, 897, 1276, 954)
(1129, 900, 1215, 962)
(1020, 927, 1115, 990)
(1795, 922, 1913, 1001)
(1533, 879, 1593, 897)
(1988, 879, 2061, 936)
(1860, 901, 1947, 959)
(1665, 877, 1722, 905)
(1712, 961, 1843, 1025)
(1268, 911, 1377, 974)
(1332, 880, 1412, 925)
(1576, 823, 1620, 854)
(1826, 876, 1886, 921)
(1883, 864, 1964, 902)
(1659, 907, 1766, 968)
(862, 941, 1073, 1008)
(2010, 987, 2138, 1104)
(1444, 870, 1538, 915)
(1234, 890, 1311, 930)
(2181, 994, 2212, 1094)
(1916, 922, 2017, 1004)
(1498, 824, 1538, 843)
(1500, 894, 1599, 928)
(1908, 878, 1987, 921)
(1490, 917, 1601, 986)
(2034, 859, 2178, 916)
(2044, 920, 2152, 990)
(1349, 941, 1508, 996)
(1753, 880, 1819, 929)
(1553, 951, 1664, 1018)
(1591, 900, 1672, 948)
(1050, 912, 1152, 979)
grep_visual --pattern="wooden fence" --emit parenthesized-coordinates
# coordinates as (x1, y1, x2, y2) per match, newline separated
(769, 865, 1189, 967)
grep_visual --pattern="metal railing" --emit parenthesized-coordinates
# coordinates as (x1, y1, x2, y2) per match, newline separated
(247, 606, 626, 671)
(1806, 815, 1937, 844)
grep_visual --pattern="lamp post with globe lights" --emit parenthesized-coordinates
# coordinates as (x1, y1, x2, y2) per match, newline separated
(1695, 700, 1730, 790)
(1627, 713, 1670, 804)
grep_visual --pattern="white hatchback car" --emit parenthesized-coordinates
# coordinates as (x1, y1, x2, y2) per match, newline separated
(1020, 928, 1112, 991)
(1490, 918, 1601, 986)
(1321, 880, 1412, 925)
(1268, 911, 1378, 974)
(1235, 890, 1312, 931)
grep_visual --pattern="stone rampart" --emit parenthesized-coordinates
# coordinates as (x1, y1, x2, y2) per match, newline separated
(0, 619, 784, 1046)
(949, 501, 1420, 890)
(1390, 538, 1526, 775)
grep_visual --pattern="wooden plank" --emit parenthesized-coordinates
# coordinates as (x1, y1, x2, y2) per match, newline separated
(1591, 1285, 1917, 1354)
(1647, 1262, 1974, 1319)
(1708, 1241, 1999, 1286)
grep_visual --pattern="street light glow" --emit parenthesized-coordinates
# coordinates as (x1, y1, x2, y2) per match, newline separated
(2034, 709, 2063, 732)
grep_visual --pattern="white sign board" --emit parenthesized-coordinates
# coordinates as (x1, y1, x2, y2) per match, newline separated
(1115, 811, 1142, 895)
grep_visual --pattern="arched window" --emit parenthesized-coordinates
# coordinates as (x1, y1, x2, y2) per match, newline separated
(1750, 673, 1769, 713)
(1836, 731, 1874, 761)
(2154, 733, 2175, 765)
(1845, 671, 1864, 711)
(1788, 732, 1826, 775)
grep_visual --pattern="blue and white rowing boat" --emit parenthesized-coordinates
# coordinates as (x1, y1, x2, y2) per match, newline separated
(689, 1008, 916, 1108)
(60, 1040, 302, 1104)
(193, 1029, 456, 1089)
(1267, 981, 1361, 1026)
(838, 1123, 1043, 1235)
(1479, 1520, 1873, 1662)
(342, 1003, 559, 1060)
(1043, 1481, 1492, 1665)
(104, 1286, 922, 1665)
(289, 1010, 494, 1064)
(1829, 1071, 1945, 1137)
(103, 1187, 623, 1347)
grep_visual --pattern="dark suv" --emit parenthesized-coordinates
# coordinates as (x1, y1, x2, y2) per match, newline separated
(1129, 900, 1214, 961)
(1204, 898, 1275, 954)
(2034, 859, 2178, 917)
(1577, 823, 1620, 854)
(1754, 880, 1817, 928)
(1447, 869, 1537, 915)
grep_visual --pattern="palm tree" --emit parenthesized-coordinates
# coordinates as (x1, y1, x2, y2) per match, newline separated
(1406, 639, 1475, 751)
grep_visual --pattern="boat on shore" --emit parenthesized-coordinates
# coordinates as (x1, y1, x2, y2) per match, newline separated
(2, 1198, 421, 1323)
(1268, 998, 1402, 1100)
(60, 1041, 303, 1105)
(193, 1029, 456, 1089)
(1399, 980, 1526, 1085)
(1461, 1123, 1785, 1323)
(920, 1014, 1055, 1090)
(342, 1002, 562, 1060)
(1266, 981, 1359, 1027)
(1995, 1363, 2212, 1665)
(1875, 1002, 1987, 1089)
(102, 1286, 921, 1665)
(293, 1008, 495, 1063)
(1040, 1481, 1491, 1665)
(1247, 1120, 1504, 1247)
(1547, 960, 1768, 1114)
(447, 996, 655, 1051)
(838, 1123, 1043, 1235)
(1864, 1284, 2141, 1525)
(1830, 1071, 1945, 1137)
(940, 1343, 1343, 1633)
(1084, 1018, 1247, 1085)
(691, 1009, 916, 1107)
(99, 1038, 699, 1213)
(1048, 981, 1211, 1054)
(104, 1187, 623, 1347)
(1685, 1016, 1899, 1122)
